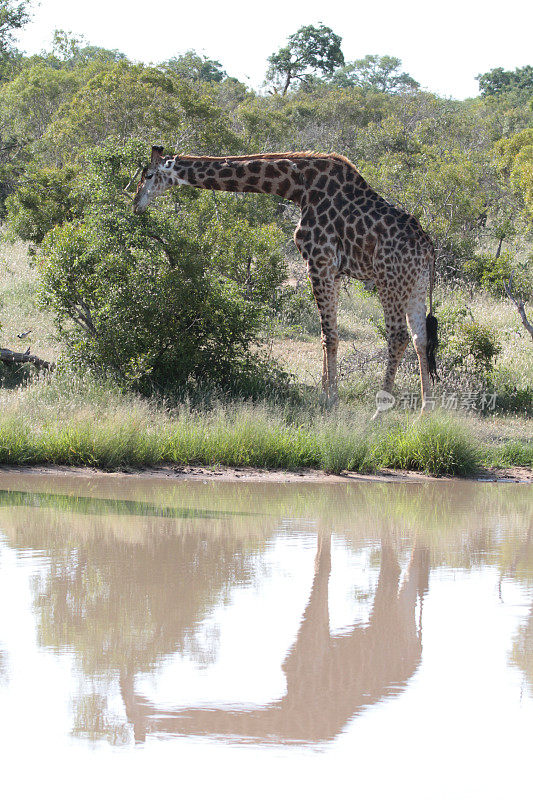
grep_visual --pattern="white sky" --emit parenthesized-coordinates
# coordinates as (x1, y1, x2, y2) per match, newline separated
(16, 0, 533, 99)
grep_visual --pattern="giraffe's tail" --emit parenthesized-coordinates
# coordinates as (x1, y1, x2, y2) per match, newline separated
(426, 313, 439, 384)
(426, 247, 439, 383)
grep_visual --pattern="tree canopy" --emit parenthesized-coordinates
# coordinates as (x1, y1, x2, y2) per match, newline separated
(332, 55, 419, 93)
(0, 0, 30, 78)
(266, 24, 344, 95)
(477, 65, 533, 98)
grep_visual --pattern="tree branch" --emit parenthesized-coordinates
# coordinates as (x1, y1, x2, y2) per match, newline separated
(504, 275, 533, 342)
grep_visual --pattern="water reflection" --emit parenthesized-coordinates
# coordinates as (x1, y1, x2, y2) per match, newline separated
(0, 474, 531, 748)
(507, 530, 533, 694)
(122, 535, 429, 743)
(0, 647, 8, 686)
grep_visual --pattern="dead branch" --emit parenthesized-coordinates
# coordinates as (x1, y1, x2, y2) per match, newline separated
(1, 347, 55, 371)
(504, 275, 533, 342)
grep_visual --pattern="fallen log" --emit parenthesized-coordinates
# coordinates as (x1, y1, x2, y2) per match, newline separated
(0, 347, 55, 371)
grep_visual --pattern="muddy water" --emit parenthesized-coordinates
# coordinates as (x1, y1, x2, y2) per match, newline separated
(0, 473, 531, 799)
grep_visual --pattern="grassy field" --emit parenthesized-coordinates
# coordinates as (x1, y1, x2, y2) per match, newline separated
(1, 238, 531, 476)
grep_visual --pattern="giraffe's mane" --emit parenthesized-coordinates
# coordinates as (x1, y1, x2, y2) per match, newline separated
(172, 151, 359, 170)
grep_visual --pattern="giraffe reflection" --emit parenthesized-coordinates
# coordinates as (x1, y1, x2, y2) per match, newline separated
(121, 536, 430, 744)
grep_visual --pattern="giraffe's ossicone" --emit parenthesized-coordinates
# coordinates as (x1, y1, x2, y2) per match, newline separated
(133, 147, 438, 411)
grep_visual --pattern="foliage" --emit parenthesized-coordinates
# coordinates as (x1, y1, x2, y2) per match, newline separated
(275, 282, 322, 336)
(36, 144, 286, 396)
(163, 50, 226, 84)
(0, 60, 83, 146)
(446, 318, 501, 376)
(332, 55, 419, 93)
(49, 29, 126, 67)
(0, 0, 30, 79)
(6, 164, 82, 243)
(463, 252, 531, 298)
(495, 128, 533, 215)
(265, 24, 344, 95)
(477, 65, 533, 98)
(42, 62, 240, 159)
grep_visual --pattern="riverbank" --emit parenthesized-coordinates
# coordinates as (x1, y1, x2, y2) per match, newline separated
(1, 463, 531, 483)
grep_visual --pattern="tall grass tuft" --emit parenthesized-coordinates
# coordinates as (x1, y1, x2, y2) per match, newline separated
(374, 415, 482, 476)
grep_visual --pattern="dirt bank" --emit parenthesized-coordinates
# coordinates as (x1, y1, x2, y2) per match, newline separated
(0, 464, 531, 483)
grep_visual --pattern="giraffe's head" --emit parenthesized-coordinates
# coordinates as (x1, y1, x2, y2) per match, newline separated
(133, 145, 166, 214)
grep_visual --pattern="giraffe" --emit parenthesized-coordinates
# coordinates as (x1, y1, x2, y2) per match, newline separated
(133, 147, 438, 410)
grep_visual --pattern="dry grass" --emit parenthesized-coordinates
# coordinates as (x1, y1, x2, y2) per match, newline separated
(0, 237, 59, 361)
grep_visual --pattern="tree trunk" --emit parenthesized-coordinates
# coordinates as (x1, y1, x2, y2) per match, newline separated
(0, 347, 55, 371)
(504, 277, 533, 343)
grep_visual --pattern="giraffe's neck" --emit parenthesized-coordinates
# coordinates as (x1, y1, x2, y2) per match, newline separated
(162, 155, 304, 204)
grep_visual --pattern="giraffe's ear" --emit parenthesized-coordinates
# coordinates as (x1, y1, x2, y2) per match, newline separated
(150, 145, 164, 166)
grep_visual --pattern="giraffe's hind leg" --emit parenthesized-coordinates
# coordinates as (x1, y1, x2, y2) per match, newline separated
(406, 281, 431, 410)
(383, 312, 410, 394)
(372, 301, 410, 419)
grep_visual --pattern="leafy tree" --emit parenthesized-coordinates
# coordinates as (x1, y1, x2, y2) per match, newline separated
(332, 55, 419, 94)
(265, 24, 344, 96)
(477, 65, 533, 98)
(42, 62, 240, 161)
(163, 50, 226, 84)
(50, 29, 126, 67)
(189, 193, 287, 302)
(0, 0, 30, 79)
(359, 117, 486, 267)
(0, 61, 81, 141)
(495, 128, 533, 215)
(5, 164, 82, 243)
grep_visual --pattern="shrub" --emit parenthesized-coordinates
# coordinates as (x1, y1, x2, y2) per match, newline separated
(462, 252, 532, 299)
(6, 165, 83, 244)
(36, 142, 287, 397)
(445, 317, 501, 378)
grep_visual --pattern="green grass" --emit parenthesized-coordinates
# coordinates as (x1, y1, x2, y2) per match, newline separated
(0, 370, 495, 476)
(374, 415, 481, 476)
(483, 440, 533, 468)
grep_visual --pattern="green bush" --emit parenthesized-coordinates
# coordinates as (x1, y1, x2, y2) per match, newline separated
(6, 165, 83, 244)
(36, 142, 287, 397)
(446, 318, 501, 377)
(462, 252, 532, 299)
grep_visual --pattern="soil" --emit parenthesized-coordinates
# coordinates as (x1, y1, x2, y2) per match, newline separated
(0, 464, 531, 483)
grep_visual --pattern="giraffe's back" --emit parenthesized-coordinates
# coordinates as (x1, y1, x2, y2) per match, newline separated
(297, 155, 433, 284)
